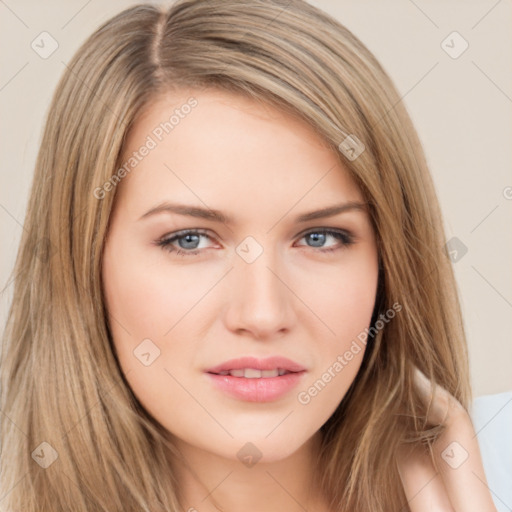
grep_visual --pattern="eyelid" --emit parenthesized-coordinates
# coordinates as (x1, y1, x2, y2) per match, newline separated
(156, 228, 216, 247)
(295, 227, 355, 249)
(297, 226, 354, 240)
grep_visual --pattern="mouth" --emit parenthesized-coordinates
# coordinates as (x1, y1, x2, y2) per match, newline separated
(205, 355, 306, 375)
(208, 368, 296, 378)
(204, 356, 307, 402)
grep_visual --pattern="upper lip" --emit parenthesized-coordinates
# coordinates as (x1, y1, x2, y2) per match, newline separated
(206, 356, 306, 374)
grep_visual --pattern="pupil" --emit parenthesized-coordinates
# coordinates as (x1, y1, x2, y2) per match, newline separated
(308, 233, 325, 247)
(179, 234, 199, 249)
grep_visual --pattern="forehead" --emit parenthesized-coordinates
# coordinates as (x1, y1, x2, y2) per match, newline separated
(115, 89, 363, 214)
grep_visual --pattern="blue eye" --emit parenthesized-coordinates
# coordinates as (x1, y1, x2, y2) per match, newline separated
(297, 229, 354, 253)
(156, 228, 354, 257)
(156, 229, 212, 257)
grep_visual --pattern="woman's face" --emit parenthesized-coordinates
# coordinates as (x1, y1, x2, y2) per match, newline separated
(102, 89, 379, 464)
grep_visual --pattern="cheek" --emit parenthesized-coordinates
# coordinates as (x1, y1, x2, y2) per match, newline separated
(101, 244, 207, 430)
(293, 251, 378, 406)
(102, 241, 211, 351)
(296, 248, 379, 346)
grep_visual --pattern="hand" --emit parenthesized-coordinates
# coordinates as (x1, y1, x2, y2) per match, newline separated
(396, 367, 498, 512)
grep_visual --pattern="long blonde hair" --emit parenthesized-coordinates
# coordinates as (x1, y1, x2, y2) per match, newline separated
(1, 1, 470, 510)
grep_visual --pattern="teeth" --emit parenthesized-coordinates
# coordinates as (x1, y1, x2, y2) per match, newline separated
(219, 368, 290, 378)
(244, 368, 262, 378)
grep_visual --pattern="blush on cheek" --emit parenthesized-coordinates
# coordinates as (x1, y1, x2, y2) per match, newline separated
(313, 271, 377, 339)
(103, 257, 170, 336)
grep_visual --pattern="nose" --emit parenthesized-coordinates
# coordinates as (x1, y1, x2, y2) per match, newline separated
(223, 245, 296, 340)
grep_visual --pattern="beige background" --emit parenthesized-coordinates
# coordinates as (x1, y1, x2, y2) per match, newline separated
(1, 1, 511, 397)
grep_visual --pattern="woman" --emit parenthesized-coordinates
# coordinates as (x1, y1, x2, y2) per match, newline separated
(0, 0, 497, 510)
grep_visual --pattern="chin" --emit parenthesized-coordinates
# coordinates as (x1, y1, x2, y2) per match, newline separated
(224, 430, 317, 465)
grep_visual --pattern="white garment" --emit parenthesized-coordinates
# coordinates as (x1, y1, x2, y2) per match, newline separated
(471, 390, 512, 512)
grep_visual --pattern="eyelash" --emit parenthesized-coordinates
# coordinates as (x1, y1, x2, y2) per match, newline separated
(155, 228, 354, 257)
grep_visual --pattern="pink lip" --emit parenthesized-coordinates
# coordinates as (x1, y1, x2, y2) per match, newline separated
(205, 356, 307, 402)
(206, 356, 306, 374)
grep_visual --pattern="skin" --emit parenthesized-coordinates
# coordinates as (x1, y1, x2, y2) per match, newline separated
(397, 369, 498, 512)
(102, 88, 379, 511)
(101, 89, 497, 511)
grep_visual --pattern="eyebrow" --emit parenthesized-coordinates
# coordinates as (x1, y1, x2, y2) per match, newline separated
(138, 200, 367, 224)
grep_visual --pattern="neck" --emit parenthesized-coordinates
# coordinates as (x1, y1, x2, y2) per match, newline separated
(168, 431, 331, 512)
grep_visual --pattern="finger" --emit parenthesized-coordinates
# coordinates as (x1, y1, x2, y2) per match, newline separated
(397, 443, 455, 512)
(410, 367, 497, 511)
(432, 412, 498, 512)
(412, 367, 463, 426)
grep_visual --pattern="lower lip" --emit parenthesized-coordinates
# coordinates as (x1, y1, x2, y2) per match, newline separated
(205, 371, 306, 402)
